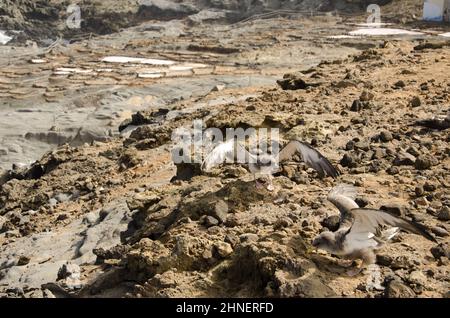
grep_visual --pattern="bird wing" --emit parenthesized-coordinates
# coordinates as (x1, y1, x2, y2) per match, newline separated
(201, 139, 255, 171)
(345, 208, 436, 243)
(327, 184, 360, 225)
(277, 140, 339, 178)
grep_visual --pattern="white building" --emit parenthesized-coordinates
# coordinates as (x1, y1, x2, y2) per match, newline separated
(423, 0, 450, 22)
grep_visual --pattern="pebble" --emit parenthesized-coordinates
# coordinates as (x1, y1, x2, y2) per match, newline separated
(386, 166, 399, 175)
(393, 80, 406, 89)
(394, 151, 416, 166)
(17, 255, 30, 266)
(430, 243, 450, 260)
(211, 200, 228, 223)
(423, 182, 436, 192)
(202, 215, 219, 227)
(360, 90, 374, 101)
(340, 153, 358, 168)
(213, 242, 233, 258)
(320, 215, 340, 232)
(345, 140, 355, 150)
(57, 262, 81, 281)
(372, 148, 386, 159)
(415, 197, 428, 207)
(410, 96, 421, 107)
(350, 99, 362, 112)
(431, 226, 449, 237)
(407, 271, 427, 287)
(415, 156, 433, 170)
(273, 217, 294, 230)
(380, 131, 393, 142)
(224, 233, 239, 247)
(354, 141, 370, 151)
(384, 280, 416, 298)
(355, 197, 370, 207)
(239, 233, 259, 243)
(415, 185, 425, 197)
(437, 206, 450, 221)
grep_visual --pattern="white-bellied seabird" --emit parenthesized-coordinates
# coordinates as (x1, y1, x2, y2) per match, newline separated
(312, 184, 437, 276)
(201, 138, 339, 190)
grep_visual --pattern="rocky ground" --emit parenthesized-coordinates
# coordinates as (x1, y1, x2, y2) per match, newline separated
(0, 0, 449, 298)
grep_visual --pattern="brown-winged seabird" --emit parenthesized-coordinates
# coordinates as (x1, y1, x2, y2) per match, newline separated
(312, 184, 437, 276)
(201, 138, 339, 190)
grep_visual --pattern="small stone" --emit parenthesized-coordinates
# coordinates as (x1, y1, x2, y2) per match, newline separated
(57, 213, 69, 221)
(431, 226, 449, 237)
(360, 90, 374, 101)
(350, 99, 362, 112)
(320, 215, 340, 232)
(380, 131, 393, 142)
(386, 166, 399, 175)
(393, 80, 406, 89)
(423, 182, 436, 192)
(17, 256, 30, 266)
(202, 215, 219, 227)
(385, 280, 416, 298)
(211, 200, 228, 223)
(57, 262, 81, 281)
(372, 148, 386, 159)
(407, 271, 427, 287)
(213, 242, 233, 258)
(355, 197, 370, 208)
(224, 233, 239, 247)
(415, 156, 432, 170)
(207, 226, 222, 235)
(410, 96, 421, 107)
(345, 140, 355, 150)
(437, 206, 450, 221)
(239, 233, 259, 243)
(415, 185, 425, 197)
(376, 254, 393, 266)
(393, 151, 416, 166)
(225, 215, 241, 227)
(354, 141, 370, 151)
(83, 212, 98, 225)
(415, 197, 429, 207)
(340, 153, 358, 168)
(430, 243, 450, 260)
(274, 217, 294, 230)
(211, 84, 226, 92)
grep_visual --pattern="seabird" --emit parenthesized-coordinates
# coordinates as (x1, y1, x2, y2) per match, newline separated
(312, 184, 436, 276)
(201, 138, 339, 190)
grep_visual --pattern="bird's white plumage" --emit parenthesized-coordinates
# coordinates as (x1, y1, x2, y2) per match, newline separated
(201, 139, 235, 171)
(201, 139, 256, 171)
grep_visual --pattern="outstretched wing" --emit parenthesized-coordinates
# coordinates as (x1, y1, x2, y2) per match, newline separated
(327, 184, 360, 225)
(346, 208, 436, 243)
(201, 139, 255, 171)
(277, 140, 339, 178)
